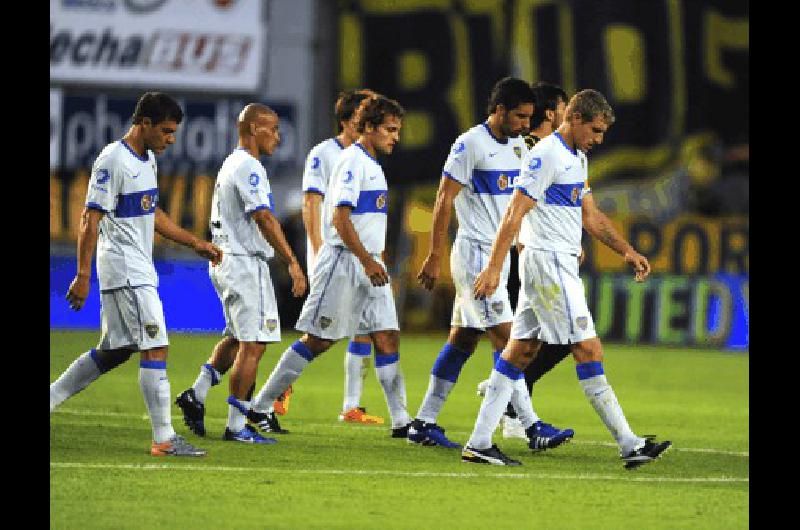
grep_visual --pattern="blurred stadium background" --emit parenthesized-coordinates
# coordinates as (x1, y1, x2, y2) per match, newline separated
(50, 0, 748, 351)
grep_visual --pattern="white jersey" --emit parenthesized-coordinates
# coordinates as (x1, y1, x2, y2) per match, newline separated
(442, 123, 527, 244)
(515, 132, 590, 255)
(84, 140, 160, 291)
(209, 148, 275, 259)
(324, 143, 388, 255)
(301, 137, 345, 245)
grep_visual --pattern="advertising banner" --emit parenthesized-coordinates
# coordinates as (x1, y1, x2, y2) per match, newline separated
(50, 0, 264, 92)
(50, 88, 63, 170)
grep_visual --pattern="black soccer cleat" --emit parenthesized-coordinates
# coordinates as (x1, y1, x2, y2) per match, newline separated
(175, 388, 206, 437)
(621, 436, 672, 469)
(247, 409, 290, 434)
(391, 422, 412, 438)
(461, 444, 522, 466)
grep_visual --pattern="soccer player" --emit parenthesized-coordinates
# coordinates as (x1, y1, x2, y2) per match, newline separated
(246, 94, 413, 438)
(175, 104, 307, 444)
(463, 89, 671, 467)
(410, 77, 573, 450)
(50, 92, 222, 457)
(302, 89, 385, 425)
(477, 82, 574, 440)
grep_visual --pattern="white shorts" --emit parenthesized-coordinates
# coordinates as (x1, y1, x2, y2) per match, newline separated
(209, 254, 281, 343)
(98, 285, 169, 351)
(450, 237, 513, 330)
(511, 247, 596, 344)
(295, 244, 399, 341)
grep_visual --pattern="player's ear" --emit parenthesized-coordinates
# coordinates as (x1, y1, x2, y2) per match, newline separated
(141, 117, 152, 128)
(545, 109, 554, 123)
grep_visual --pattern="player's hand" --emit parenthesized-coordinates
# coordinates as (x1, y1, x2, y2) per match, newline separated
(66, 275, 90, 311)
(624, 250, 651, 282)
(578, 247, 585, 266)
(363, 257, 389, 287)
(194, 240, 223, 266)
(288, 260, 307, 297)
(473, 266, 501, 300)
(417, 254, 440, 291)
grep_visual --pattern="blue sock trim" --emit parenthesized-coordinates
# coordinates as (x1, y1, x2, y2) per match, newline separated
(89, 349, 107, 374)
(203, 363, 220, 386)
(347, 341, 371, 356)
(140, 360, 166, 370)
(576, 361, 605, 380)
(374, 352, 399, 367)
(291, 340, 315, 362)
(492, 350, 502, 365)
(226, 395, 249, 415)
(494, 358, 523, 380)
(431, 343, 471, 383)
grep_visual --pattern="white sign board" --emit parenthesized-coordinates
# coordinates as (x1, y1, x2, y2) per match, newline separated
(50, 88, 62, 170)
(50, 0, 264, 92)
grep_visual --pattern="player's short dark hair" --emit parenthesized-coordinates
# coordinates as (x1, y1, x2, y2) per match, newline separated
(355, 94, 405, 133)
(486, 77, 536, 115)
(568, 89, 615, 125)
(530, 82, 568, 129)
(131, 92, 184, 125)
(335, 89, 376, 132)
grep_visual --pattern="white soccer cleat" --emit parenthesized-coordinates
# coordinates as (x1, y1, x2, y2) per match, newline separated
(501, 415, 528, 440)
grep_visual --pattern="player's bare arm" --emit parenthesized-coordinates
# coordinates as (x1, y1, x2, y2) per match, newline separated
(66, 207, 104, 311)
(473, 189, 535, 299)
(252, 208, 308, 297)
(302, 191, 325, 256)
(417, 176, 462, 290)
(154, 207, 223, 265)
(333, 204, 388, 286)
(581, 193, 650, 282)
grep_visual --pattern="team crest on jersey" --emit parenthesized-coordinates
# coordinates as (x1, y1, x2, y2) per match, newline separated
(319, 316, 332, 329)
(141, 193, 154, 211)
(497, 174, 509, 191)
(528, 157, 542, 170)
(492, 301, 504, 314)
(571, 186, 580, 204)
(376, 192, 387, 210)
(264, 318, 278, 332)
(576, 316, 588, 330)
(145, 323, 159, 338)
(513, 146, 522, 159)
(249, 172, 260, 186)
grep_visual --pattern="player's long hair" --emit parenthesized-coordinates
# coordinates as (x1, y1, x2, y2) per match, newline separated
(486, 77, 535, 115)
(568, 89, 616, 125)
(335, 89, 377, 132)
(355, 94, 405, 133)
(131, 92, 184, 125)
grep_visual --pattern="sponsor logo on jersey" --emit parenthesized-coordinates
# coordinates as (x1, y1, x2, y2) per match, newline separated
(141, 193, 153, 211)
(528, 157, 542, 170)
(576, 316, 588, 330)
(319, 316, 332, 329)
(497, 174, 509, 191)
(145, 323, 160, 338)
(513, 146, 522, 159)
(376, 192, 387, 210)
(249, 172, 260, 186)
(96, 168, 111, 183)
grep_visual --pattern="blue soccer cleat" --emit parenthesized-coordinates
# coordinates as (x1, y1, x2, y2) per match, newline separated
(407, 420, 461, 448)
(222, 424, 278, 445)
(526, 421, 574, 452)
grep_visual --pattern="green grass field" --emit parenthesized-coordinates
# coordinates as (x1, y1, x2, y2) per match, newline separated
(50, 330, 748, 529)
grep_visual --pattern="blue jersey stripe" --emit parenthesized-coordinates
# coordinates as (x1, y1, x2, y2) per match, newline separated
(114, 188, 158, 218)
(544, 183, 584, 207)
(352, 189, 388, 214)
(472, 169, 518, 195)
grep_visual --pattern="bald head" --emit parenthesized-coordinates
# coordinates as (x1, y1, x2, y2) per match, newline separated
(237, 103, 277, 137)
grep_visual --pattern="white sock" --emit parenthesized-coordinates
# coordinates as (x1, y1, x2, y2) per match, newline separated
(226, 397, 250, 432)
(577, 362, 643, 454)
(467, 359, 522, 449)
(251, 341, 312, 413)
(343, 341, 371, 411)
(50, 349, 103, 412)
(192, 363, 221, 404)
(416, 375, 455, 424)
(374, 353, 410, 428)
(510, 377, 540, 429)
(139, 361, 176, 444)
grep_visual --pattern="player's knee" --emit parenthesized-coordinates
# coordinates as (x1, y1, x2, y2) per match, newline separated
(372, 330, 399, 354)
(239, 342, 266, 361)
(95, 348, 135, 372)
(571, 340, 603, 363)
(301, 334, 333, 356)
(448, 327, 480, 353)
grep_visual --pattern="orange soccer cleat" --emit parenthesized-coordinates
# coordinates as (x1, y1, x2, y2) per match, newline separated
(338, 407, 385, 425)
(150, 434, 206, 457)
(272, 385, 293, 416)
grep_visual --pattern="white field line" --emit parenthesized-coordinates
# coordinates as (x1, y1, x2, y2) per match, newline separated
(52, 408, 749, 458)
(49, 462, 748, 483)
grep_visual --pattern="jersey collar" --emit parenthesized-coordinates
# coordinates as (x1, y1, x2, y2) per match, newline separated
(355, 142, 379, 164)
(333, 137, 345, 150)
(482, 122, 508, 145)
(120, 139, 149, 162)
(553, 132, 577, 156)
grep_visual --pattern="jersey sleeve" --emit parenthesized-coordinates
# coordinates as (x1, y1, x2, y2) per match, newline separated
(302, 146, 326, 195)
(514, 150, 556, 202)
(329, 160, 362, 209)
(85, 150, 122, 213)
(236, 161, 273, 215)
(441, 134, 476, 186)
